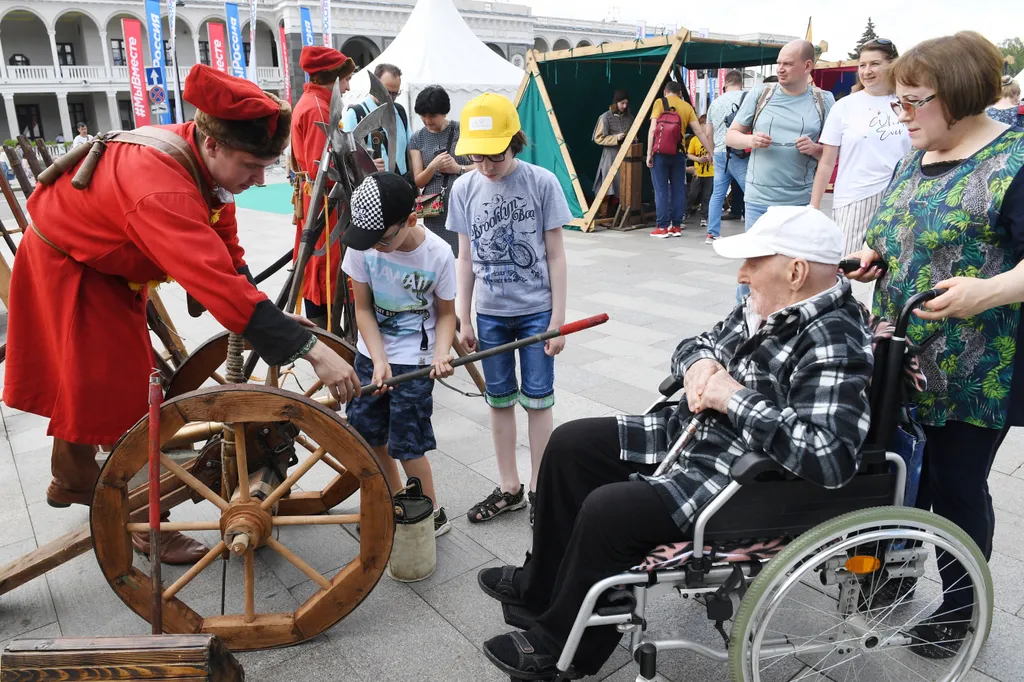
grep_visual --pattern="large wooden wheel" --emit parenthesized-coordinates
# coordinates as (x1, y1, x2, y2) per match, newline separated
(91, 385, 395, 650)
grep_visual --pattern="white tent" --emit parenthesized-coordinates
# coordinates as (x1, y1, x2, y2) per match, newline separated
(345, 0, 525, 133)
(1016, 67, 1024, 85)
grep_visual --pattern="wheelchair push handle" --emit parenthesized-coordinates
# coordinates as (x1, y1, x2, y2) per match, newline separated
(894, 289, 945, 338)
(838, 258, 888, 276)
(359, 313, 610, 394)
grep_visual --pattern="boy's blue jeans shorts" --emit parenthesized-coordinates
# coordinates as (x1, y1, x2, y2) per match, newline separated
(476, 311, 555, 410)
(346, 353, 436, 461)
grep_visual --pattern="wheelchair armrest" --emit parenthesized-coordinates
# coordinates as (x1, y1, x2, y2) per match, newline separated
(731, 451, 786, 485)
(659, 375, 684, 397)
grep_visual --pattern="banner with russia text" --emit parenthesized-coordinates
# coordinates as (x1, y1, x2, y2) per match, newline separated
(144, 0, 170, 124)
(300, 7, 314, 82)
(122, 19, 150, 127)
(320, 0, 331, 48)
(167, 0, 182, 123)
(224, 3, 247, 80)
(208, 22, 229, 73)
(248, 0, 258, 83)
(279, 25, 291, 104)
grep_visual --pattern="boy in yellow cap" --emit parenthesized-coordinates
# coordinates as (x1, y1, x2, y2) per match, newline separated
(446, 93, 572, 528)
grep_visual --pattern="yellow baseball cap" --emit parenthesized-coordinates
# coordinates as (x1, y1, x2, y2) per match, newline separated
(455, 93, 521, 156)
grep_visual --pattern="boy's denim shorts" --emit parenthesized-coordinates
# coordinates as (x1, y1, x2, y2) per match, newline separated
(346, 354, 436, 461)
(476, 310, 555, 410)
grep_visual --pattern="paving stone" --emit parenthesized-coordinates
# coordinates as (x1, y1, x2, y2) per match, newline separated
(989, 471, 1024, 517)
(407, 525, 496, 596)
(1, 411, 49, 438)
(0, 622, 62, 652)
(994, 509, 1024, 563)
(0, 539, 59, 643)
(973, 607, 1024, 680)
(581, 358, 674, 393)
(584, 292, 724, 327)
(989, 551, 1024, 616)
(12, 445, 51, 507)
(256, 518, 363, 590)
(7, 426, 50, 457)
(234, 635, 336, 679)
(467, 444, 534, 490)
(581, 379, 661, 415)
(555, 363, 620, 394)
(636, 280, 710, 298)
(244, 636, 363, 681)
(431, 405, 496, 466)
(583, 335, 673, 369)
(992, 427, 1024, 475)
(450, 509, 534, 567)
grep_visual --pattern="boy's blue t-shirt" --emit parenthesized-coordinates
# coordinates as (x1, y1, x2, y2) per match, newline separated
(341, 229, 457, 366)
(446, 161, 573, 317)
(733, 84, 835, 206)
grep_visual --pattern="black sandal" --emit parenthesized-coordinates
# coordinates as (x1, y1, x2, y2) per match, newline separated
(478, 565, 526, 606)
(467, 485, 527, 523)
(483, 631, 576, 681)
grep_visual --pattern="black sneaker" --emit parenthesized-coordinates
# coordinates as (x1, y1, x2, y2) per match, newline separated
(434, 507, 452, 537)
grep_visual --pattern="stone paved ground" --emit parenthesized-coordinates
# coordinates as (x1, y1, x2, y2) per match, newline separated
(0, 177, 1021, 681)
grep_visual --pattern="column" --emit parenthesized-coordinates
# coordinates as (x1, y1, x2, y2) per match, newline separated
(56, 93, 73, 140)
(4, 94, 19, 140)
(0, 28, 8, 80)
(99, 30, 112, 79)
(48, 30, 61, 79)
(106, 91, 120, 131)
(193, 32, 202, 67)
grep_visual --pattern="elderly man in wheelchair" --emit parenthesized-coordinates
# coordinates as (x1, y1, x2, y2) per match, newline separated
(477, 206, 993, 682)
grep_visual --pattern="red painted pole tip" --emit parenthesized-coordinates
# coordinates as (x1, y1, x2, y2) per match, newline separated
(558, 313, 609, 336)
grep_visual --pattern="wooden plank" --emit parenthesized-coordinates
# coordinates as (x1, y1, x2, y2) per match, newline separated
(3, 146, 34, 197)
(528, 58, 589, 223)
(580, 33, 688, 232)
(0, 251, 11, 309)
(34, 139, 54, 168)
(0, 525, 92, 597)
(535, 33, 676, 63)
(16, 136, 44, 179)
(198, 613, 297, 651)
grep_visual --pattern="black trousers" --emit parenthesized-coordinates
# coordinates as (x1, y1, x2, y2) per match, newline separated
(686, 175, 714, 219)
(519, 418, 686, 675)
(916, 420, 1007, 615)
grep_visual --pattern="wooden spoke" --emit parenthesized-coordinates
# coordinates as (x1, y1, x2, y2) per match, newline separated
(261, 447, 324, 511)
(265, 537, 330, 590)
(303, 380, 324, 397)
(234, 424, 250, 504)
(125, 520, 221, 533)
(265, 366, 280, 389)
(212, 372, 227, 385)
(243, 549, 255, 624)
(160, 453, 229, 512)
(294, 434, 347, 477)
(163, 541, 226, 601)
(271, 514, 359, 527)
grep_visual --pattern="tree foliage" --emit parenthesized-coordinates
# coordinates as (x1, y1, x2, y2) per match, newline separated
(849, 18, 878, 60)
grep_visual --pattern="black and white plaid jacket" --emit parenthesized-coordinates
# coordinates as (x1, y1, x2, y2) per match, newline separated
(617, 278, 873, 534)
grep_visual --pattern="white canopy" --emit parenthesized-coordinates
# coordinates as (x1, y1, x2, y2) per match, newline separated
(345, 0, 525, 133)
(1016, 67, 1024, 85)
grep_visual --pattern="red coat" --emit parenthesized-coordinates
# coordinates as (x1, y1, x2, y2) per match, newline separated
(290, 82, 341, 307)
(2, 123, 267, 444)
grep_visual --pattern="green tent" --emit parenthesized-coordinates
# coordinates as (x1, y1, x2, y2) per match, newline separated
(515, 32, 785, 231)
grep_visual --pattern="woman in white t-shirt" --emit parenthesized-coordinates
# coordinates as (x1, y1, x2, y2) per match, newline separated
(811, 39, 911, 255)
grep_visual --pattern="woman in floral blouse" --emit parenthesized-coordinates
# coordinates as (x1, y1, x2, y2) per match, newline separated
(849, 32, 1024, 658)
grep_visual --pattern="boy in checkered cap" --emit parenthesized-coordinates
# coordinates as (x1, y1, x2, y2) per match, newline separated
(342, 172, 457, 536)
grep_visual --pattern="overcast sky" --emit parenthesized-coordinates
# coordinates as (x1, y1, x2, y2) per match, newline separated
(522, 0, 1022, 65)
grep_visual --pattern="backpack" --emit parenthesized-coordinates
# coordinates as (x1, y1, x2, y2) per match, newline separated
(353, 101, 409, 132)
(652, 97, 683, 156)
(723, 91, 750, 168)
(751, 83, 827, 137)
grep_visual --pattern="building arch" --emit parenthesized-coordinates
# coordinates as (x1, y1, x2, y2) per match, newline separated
(576, 39, 592, 48)
(552, 38, 571, 51)
(486, 43, 505, 58)
(340, 36, 379, 69)
(532, 37, 549, 53)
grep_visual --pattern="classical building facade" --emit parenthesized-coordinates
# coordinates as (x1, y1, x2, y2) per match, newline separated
(0, 0, 639, 141)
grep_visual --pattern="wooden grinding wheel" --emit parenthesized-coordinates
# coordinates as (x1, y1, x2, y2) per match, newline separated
(91, 384, 395, 650)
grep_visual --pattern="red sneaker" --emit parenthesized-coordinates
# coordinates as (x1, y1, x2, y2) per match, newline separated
(668, 226, 683, 237)
(650, 226, 671, 239)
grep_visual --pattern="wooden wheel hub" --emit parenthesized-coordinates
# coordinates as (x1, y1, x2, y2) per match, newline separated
(220, 502, 272, 554)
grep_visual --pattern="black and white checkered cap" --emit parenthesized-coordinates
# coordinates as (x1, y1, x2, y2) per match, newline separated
(342, 172, 418, 251)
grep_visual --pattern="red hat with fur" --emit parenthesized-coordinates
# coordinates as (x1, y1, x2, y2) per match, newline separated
(299, 46, 355, 78)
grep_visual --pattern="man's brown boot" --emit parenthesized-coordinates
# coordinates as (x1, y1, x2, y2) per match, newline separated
(46, 439, 101, 508)
(132, 512, 209, 565)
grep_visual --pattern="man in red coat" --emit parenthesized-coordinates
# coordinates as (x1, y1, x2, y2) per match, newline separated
(290, 46, 355, 328)
(2, 65, 361, 564)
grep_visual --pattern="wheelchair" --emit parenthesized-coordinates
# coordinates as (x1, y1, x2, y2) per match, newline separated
(553, 290, 994, 682)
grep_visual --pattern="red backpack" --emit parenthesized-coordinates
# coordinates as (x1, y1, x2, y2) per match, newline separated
(652, 97, 683, 156)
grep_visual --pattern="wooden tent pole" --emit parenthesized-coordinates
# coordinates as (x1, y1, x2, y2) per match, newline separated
(527, 54, 590, 225)
(580, 31, 690, 232)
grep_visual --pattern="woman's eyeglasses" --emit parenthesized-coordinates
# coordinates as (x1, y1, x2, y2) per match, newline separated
(890, 94, 936, 116)
(469, 151, 508, 163)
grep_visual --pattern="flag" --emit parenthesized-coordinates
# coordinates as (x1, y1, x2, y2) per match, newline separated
(279, 25, 291, 104)
(167, 0, 183, 123)
(300, 7, 313, 82)
(717, 68, 726, 96)
(320, 0, 331, 48)
(248, 0, 258, 83)
(208, 23, 229, 73)
(224, 3, 247, 80)
(122, 19, 150, 127)
(144, 0, 170, 124)
(805, 17, 812, 42)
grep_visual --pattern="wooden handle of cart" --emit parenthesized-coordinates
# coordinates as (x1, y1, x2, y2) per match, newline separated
(360, 313, 609, 394)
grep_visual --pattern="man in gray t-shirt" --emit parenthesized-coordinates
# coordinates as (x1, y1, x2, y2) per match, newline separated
(446, 161, 572, 317)
(704, 70, 748, 242)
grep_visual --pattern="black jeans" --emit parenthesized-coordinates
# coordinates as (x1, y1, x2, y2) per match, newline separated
(518, 418, 686, 675)
(916, 420, 1007, 615)
(686, 175, 714, 219)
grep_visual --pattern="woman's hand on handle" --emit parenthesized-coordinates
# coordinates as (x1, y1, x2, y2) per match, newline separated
(915, 277, 997, 321)
(844, 248, 885, 283)
(304, 340, 361, 403)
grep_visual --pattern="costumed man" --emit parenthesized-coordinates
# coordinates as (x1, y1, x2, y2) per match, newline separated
(291, 45, 356, 329)
(2, 64, 362, 565)
(592, 89, 634, 217)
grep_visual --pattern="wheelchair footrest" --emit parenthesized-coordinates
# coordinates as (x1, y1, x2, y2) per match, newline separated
(595, 588, 637, 617)
(502, 601, 541, 630)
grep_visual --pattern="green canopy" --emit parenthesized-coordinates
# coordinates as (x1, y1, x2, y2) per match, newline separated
(515, 35, 783, 230)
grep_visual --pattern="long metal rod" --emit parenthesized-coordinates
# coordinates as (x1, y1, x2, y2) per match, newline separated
(147, 372, 163, 635)
(254, 250, 294, 285)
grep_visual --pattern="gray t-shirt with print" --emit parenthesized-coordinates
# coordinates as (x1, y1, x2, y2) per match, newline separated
(446, 161, 572, 317)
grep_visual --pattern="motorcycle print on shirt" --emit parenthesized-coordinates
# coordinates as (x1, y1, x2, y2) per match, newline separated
(471, 192, 542, 291)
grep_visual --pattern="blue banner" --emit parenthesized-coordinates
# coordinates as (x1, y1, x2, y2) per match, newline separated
(224, 2, 247, 80)
(144, 0, 170, 124)
(300, 7, 313, 82)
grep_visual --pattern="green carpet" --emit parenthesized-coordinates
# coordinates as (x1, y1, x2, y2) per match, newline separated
(235, 182, 294, 214)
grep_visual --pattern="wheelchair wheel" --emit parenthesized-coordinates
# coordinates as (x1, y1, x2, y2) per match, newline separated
(728, 506, 992, 682)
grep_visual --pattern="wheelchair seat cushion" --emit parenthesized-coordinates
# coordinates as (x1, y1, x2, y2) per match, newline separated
(632, 537, 786, 572)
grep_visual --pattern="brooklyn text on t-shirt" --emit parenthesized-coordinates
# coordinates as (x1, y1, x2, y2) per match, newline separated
(473, 194, 538, 235)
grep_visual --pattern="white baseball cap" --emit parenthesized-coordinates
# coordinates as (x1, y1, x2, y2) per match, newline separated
(713, 206, 843, 264)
